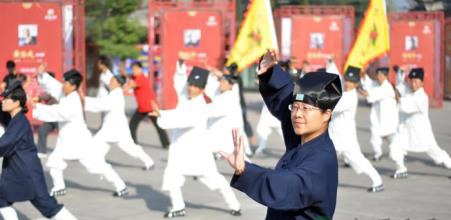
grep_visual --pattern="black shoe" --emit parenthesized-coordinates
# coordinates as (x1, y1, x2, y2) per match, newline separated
(372, 154, 382, 161)
(367, 184, 384, 193)
(391, 171, 408, 179)
(230, 209, 242, 216)
(50, 189, 66, 197)
(164, 209, 186, 218)
(143, 164, 155, 171)
(113, 187, 128, 197)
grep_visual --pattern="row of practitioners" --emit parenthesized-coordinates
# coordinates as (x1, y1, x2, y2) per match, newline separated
(0, 57, 253, 219)
(0, 51, 340, 220)
(1, 54, 449, 220)
(333, 64, 451, 192)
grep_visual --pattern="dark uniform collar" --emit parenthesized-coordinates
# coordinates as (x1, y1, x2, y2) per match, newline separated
(298, 131, 330, 150)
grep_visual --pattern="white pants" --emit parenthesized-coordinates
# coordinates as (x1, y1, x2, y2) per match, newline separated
(340, 150, 382, 187)
(370, 133, 394, 157)
(255, 123, 283, 154)
(47, 152, 126, 192)
(94, 135, 154, 167)
(166, 172, 240, 211)
(389, 137, 451, 171)
(0, 206, 77, 220)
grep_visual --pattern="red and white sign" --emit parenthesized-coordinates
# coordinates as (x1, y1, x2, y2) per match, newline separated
(389, 19, 443, 107)
(160, 10, 224, 109)
(281, 15, 353, 73)
(0, 3, 63, 79)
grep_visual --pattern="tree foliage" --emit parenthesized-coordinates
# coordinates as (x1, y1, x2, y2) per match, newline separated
(86, 0, 146, 59)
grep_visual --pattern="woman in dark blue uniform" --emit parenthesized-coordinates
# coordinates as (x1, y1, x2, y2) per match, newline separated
(221, 50, 342, 220)
(0, 80, 77, 220)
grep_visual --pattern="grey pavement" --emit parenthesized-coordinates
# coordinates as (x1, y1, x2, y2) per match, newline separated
(5, 92, 451, 220)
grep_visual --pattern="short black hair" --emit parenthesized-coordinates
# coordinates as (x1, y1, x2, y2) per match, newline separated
(98, 55, 110, 67)
(47, 71, 56, 78)
(6, 60, 15, 69)
(6, 86, 28, 113)
(63, 69, 83, 89)
(131, 61, 143, 68)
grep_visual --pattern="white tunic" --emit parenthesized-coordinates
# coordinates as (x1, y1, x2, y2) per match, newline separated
(394, 88, 438, 152)
(33, 73, 94, 160)
(364, 76, 399, 137)
(85, 88, 132, 143)
(207, 82, 243, 153)
(257, 104, 281, 130)
(329, 89, 361, 153)
(97, 69, 114, 98)
(158, 95, 219, 184)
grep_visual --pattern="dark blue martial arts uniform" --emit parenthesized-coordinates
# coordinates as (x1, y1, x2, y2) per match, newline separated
(0, 110, 63, 218)
(231, 65, 338, 220)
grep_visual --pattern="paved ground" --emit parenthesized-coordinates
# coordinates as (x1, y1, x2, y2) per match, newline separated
(3, 92, 451, 220)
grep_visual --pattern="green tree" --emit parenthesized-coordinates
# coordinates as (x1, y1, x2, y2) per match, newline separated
(86, 0, 146, 59)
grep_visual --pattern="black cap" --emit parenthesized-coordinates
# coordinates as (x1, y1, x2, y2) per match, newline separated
(316, 68, 327, 72)
(222, 74, 238, 85)
(1, 79, 22, 97)
(113, 74, 127, 86)
(292, 71, 342, 110)
(188, 66, 209, 88)
(226, 63, 238, 74)
(376, 67, 389, 75)
(344, 66, 361, 83)
(409, 68, 424, 81)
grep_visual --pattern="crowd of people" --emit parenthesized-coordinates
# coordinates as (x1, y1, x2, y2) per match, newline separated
(0, 50, 450, 219)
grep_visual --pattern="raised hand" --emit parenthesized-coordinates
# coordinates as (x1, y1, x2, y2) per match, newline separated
(257, 49, 278, 76)
(219, 128, 246, 175)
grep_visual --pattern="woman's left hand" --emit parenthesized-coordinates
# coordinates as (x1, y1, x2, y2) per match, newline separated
(220, 128, 246, 175)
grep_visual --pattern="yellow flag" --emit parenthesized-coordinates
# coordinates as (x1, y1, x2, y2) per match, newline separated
(344, 0, 390, 70)
(227, 0, 278, 71)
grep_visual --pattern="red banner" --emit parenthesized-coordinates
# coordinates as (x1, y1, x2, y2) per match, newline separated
(389, 19, 443, 107)
(288, 15, 350, 72)
(0, 3, 63, 80)
(160, 10, 224, 109)
(445, 18, 451, 98)
(0, 2, 64, 123)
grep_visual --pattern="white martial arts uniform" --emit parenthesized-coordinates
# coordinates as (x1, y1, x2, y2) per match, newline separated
(255, 104, 283, 154)
(329, 89, 382, 187)
(33, 73, 126, 194)
(206, 77, 252, 155)
(389, 87, 451, 172)
(157, 80, 240, 211)
(362, 75, 399, 158)
(85, 87, 154, 168)
(97, 69, 114, 98)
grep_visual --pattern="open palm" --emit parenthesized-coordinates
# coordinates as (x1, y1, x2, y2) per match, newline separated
(219, 128, 246, 174)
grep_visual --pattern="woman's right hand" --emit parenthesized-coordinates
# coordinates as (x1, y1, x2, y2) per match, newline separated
(257, 49, 278, 76)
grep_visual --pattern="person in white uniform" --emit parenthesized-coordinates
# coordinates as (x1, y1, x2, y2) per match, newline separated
(359, 67, 399, 161)
(204, 66, 253, 157)
(96, 55, 114, 98)
(32, 68, 128, 197)
(329, 66, 384, 192)
(84, 74, 155, 170)
(150, 66, 241, 218)
(389, 68, 451, 178)
(254, 104, 283, 155)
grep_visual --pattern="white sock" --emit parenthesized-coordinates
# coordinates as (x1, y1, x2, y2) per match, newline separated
(51, 207, 77, 220)
(0, 206, 19, 220)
